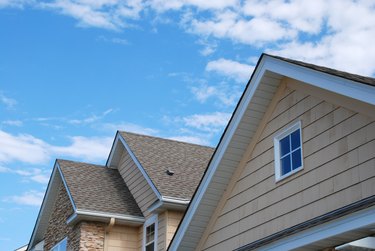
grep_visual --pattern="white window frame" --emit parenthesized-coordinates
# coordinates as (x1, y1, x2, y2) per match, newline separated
(143, 214, 158, 251)
(50, 237, 67, 251)
(274, 121, 303, 181)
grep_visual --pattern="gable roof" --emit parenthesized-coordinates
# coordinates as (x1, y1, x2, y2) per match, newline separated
(118, 132, 214, 200)
(28, 159, 144, 251)
(168, 53, 375, 251)
(58, 159, 142, 217)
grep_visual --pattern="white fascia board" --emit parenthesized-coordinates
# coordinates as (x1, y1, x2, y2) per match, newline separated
(148, 196, 190, 213)
(260, 206, 375, 251)
(265, 56, 375, 106)
(67, 209, 145, 225)
(169, 57, 269, 250)
(117, 133, 163, 201)
(106, 132, 121, 168)
(28, 163, 61, 250)
(56, 162, 77, 211)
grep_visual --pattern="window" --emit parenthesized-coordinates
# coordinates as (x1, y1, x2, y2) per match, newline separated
(50, 237, 67, 251)
(274, 121, 303, 181)
(143, 215, 158, 251)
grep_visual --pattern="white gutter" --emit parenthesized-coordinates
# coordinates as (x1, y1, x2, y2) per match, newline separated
(148, 196, 190, 213)
(67, 209, 145, 226)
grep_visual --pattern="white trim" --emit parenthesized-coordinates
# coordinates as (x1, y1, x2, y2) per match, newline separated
(168, 58, 268, 251)
(148, 196, 190, 213)
(117, 133, 163, 201)
(28, 164, 61, 250)
(273, 121, 304, 181)
(50, 237, 67, 251)
(143, 214, 158, 251)
(259, 206, 375, 251)
(265, 56, 375, 106)
(66, 209, 145, 225)
(55, 162, 77, 211)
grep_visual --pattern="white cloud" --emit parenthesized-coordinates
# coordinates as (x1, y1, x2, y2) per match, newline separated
(4, 190, 44, 206)
(0, 166, 50, 184)
(182, 112, 231, 132)
(0, 130, 113, 165)
(101, 122, 159, 136)
(206, 58, 253, 83)
(68, 108, 113, 125)
(2, 120, 23, 127)
(0, 92, 17, 109)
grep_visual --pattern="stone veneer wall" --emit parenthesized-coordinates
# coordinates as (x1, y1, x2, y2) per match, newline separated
(43, 182, 106, 251)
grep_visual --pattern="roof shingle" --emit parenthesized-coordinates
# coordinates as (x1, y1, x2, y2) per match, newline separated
(120, 132, 215, 200)
(57, 159, 143, 217)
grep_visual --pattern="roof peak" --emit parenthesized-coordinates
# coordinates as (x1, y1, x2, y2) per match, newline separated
(263, 53, 375, 86)
(119, 131, 215, 149)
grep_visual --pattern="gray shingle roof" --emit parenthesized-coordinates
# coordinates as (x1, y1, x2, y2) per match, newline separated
(267, 54, 375, 87)
(57, 159, 143, 217)
(120, 132, 215, 200)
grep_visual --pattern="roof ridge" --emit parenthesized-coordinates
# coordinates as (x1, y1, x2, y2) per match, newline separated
(57, 159, 105, 168)
(119, 131, 215, 149)
(263, 53, 375, 86)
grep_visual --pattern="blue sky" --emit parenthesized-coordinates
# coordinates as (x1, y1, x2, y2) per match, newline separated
(1, 0, 375, 250)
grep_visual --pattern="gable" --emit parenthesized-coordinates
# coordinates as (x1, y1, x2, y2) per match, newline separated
(169, 54, 375, 251)
(198, 85, 375, 250)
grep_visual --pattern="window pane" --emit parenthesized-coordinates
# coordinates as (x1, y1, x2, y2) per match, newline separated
(146, 224, 155, 243)
(146, 243, 154, 251)
(292, 148, 302, 170)
(281, 155, 291, 175)
(280, 136, 290, 156)
(291, 129, 301, 150)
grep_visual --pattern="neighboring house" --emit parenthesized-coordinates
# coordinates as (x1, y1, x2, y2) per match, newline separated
(169, 54, 375, 250)
(27, 132, 214, 251)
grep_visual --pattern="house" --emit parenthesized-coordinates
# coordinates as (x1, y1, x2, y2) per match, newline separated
(27, 131, 214, 251)
(168, 54, 375, 250)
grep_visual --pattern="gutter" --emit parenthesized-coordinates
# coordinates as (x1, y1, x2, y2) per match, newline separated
(148, 196, 190, 213)
(67, 209, 145, 226)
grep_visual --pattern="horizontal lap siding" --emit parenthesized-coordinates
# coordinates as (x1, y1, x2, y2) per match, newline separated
(167, 210, 184, 248)
(105, 226, 140, 251)
(158, 212, 167, 251)
(202, 88, 375, 250)
(118, 150, 157, 215)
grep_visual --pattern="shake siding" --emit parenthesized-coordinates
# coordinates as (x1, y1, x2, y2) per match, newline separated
(201, 88, 375, 250)
(117, 149, 157, 215)
(105, 226, 140, 251)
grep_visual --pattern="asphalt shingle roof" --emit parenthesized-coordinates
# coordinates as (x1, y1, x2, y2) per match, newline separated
(267, 54, 375, 87)
(57, 159, 143, 217)
(120, 132, 215, 200)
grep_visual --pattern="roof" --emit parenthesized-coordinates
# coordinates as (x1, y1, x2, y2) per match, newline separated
(168, 53, 375, 251)
(267, 54, 375, 87)
(58, 159, 143, 217)
(119, 132, 215, 200)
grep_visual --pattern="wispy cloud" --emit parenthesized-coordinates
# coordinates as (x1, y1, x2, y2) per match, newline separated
(0, 130, 113, 165)
(97, 35, 129, 45)
(0, 166, 50, 184)
(4, 190, 44, 206)
(190, 82, 243, 106)
(1, 120, 23, 127)
(206, 58, 253, 83)
(0, 92, 17, 109)
(101, 122, 159, 136)
(68, 108, 114, 125)
(182, 112, 231, 133)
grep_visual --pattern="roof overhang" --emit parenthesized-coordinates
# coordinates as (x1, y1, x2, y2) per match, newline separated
(148, 196, 190, 213)
(168, 54, 375, 250)
(67, 209, 145, 226)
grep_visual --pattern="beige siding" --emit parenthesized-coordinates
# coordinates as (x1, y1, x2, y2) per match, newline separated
(167, 210, 184, 247)
(201, 87, 375, 250)
(118, 148, 158, 215)
(158, 212, 167, 251)
(105, 225, 140, 251)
